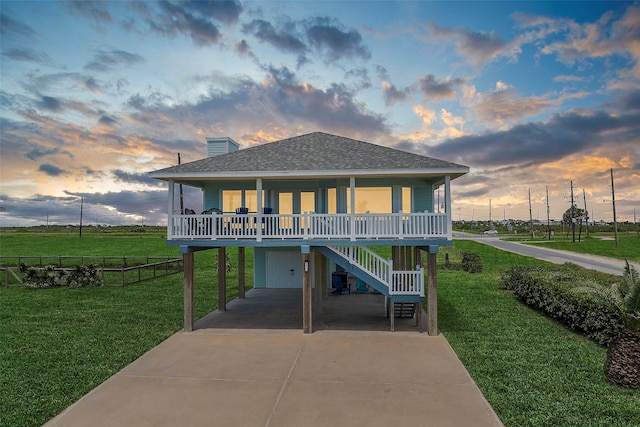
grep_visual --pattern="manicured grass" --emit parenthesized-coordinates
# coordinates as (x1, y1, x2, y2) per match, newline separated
(0, 233, 250, 427)
(1, 233, 638, 426)
(516, 235, 640, 262)
(438, 240, 639, 426)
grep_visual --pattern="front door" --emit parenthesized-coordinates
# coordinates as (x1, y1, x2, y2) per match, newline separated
(266, 251, 302, 288)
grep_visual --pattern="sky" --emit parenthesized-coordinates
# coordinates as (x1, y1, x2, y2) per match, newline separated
(1, 0, 639, 227)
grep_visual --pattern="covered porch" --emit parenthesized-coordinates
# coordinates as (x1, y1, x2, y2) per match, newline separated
(166, 175, 453, 243)
(182, 244, 440, 335)
(194, 288, 427, 332)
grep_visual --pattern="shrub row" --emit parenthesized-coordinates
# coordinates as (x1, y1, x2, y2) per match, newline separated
(499, 265, 624, 345)
(19, 263, 102, 288)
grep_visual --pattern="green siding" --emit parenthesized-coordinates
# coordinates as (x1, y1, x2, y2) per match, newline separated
(413, 185, 434, 212)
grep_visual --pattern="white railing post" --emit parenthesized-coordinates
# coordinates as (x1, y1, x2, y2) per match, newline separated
(303, 212, 308, 239)
(256, 178, 263, 242)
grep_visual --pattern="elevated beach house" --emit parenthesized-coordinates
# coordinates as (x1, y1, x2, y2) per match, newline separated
(149, 132, 469, 334)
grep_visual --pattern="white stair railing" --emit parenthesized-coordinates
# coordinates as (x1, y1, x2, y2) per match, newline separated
(327, 246, 424, 297)
(328, 246, 391, 285)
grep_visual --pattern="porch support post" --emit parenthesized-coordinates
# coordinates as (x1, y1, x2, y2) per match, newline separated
(218, 247, 226, 312)
(427, 246, 438, 336)
(238, 247, 245, 299)
(405, 246, 412, 270)
(414, 246, 422, 270)
(445, 175, 452, 240)
(168, 181, 174, 240)
(256, 178, 263, 242)
(321, 255, 328, 298)
(415, 247, 423, 332)
(302, 246, 312, 334)
(392, 246, 401, 269)
(313, 250, 323, 311)
(390, 300, 395, 332)
(183, 252, 194, 332)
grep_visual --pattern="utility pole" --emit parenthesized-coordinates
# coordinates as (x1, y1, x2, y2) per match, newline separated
(489, 199, 492, 225)
(570, 180, 575, 243)
(178, 153, 184, 215)
(583, 189, 589, 237)
(79, 196, 84, 238)
(528, 188, 534, 239)
(546, 186, 551, 240)
(611, 168, 618, 248)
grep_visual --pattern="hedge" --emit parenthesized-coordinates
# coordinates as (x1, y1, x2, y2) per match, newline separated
(499, 265, 624, 345)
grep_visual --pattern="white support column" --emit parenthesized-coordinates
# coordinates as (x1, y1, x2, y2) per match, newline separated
(168, 181, 174, 240)
(445, 176, 452, 240)
(256, 178, 263, 242)
(350, 176, 356, 241)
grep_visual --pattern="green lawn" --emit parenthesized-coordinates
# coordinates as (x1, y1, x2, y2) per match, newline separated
(1, 233, 638, 426)
(515, 235, 640, 262)
(439, 240, 639, 426)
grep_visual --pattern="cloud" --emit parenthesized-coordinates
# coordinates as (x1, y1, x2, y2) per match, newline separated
(0, 189, 196, 227)
(136, 0, 243, 46)
(99, 115, 119, 126)
(242, 16, 371, 66)
(65, 0, 112, 23)
(261, 65, 388, 136)
(38, 96, 63, 112)
(382, 81, 411, 105)
(553, 74, 585, 83)
(1, 47, 50, 63)
(80, 77, 104, 93)
(242, 18, 306, 54)
(518, 4, 640, 78)
(123, 65, 390, 145)
(112, 169, 163, 187)
(473, 88, 556, 126)
(25, 145, 65, 161)
(0, 13, 35, 38)
(344, 67, 371, 90)
(304, 16, 371, 62)
(84, 49, 144, 72)
(38, 163, 66, 176)
(427, 106, 640, 168)
(429, 22, 521, 68)
(612, 89, 640, 111)
(419, 74, 463, 100)
(234, 39, 254, 58)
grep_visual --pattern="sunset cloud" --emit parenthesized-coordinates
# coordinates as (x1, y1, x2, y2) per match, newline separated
(1, 1, 638, 225)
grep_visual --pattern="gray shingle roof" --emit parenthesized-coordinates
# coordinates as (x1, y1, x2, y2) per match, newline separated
(150, 132, 468, 178)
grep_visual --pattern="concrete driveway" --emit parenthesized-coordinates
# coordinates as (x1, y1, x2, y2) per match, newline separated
(44, 290, 503, 427)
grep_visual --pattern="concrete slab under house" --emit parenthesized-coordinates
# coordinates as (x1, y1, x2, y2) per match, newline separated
(149, 132, 469, 334)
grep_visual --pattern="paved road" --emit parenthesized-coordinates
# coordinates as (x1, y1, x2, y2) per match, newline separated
(453, 232, 638, 276)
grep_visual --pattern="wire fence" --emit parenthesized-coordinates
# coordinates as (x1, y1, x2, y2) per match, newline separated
(0, 256, 182, 287)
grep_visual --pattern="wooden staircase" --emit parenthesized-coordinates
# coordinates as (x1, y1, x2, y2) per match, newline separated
(394, 302, 417, 318)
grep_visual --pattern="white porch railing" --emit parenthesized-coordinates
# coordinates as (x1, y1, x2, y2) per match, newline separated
(327, 246, 424, 297)
(169, 211, 449, 241)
